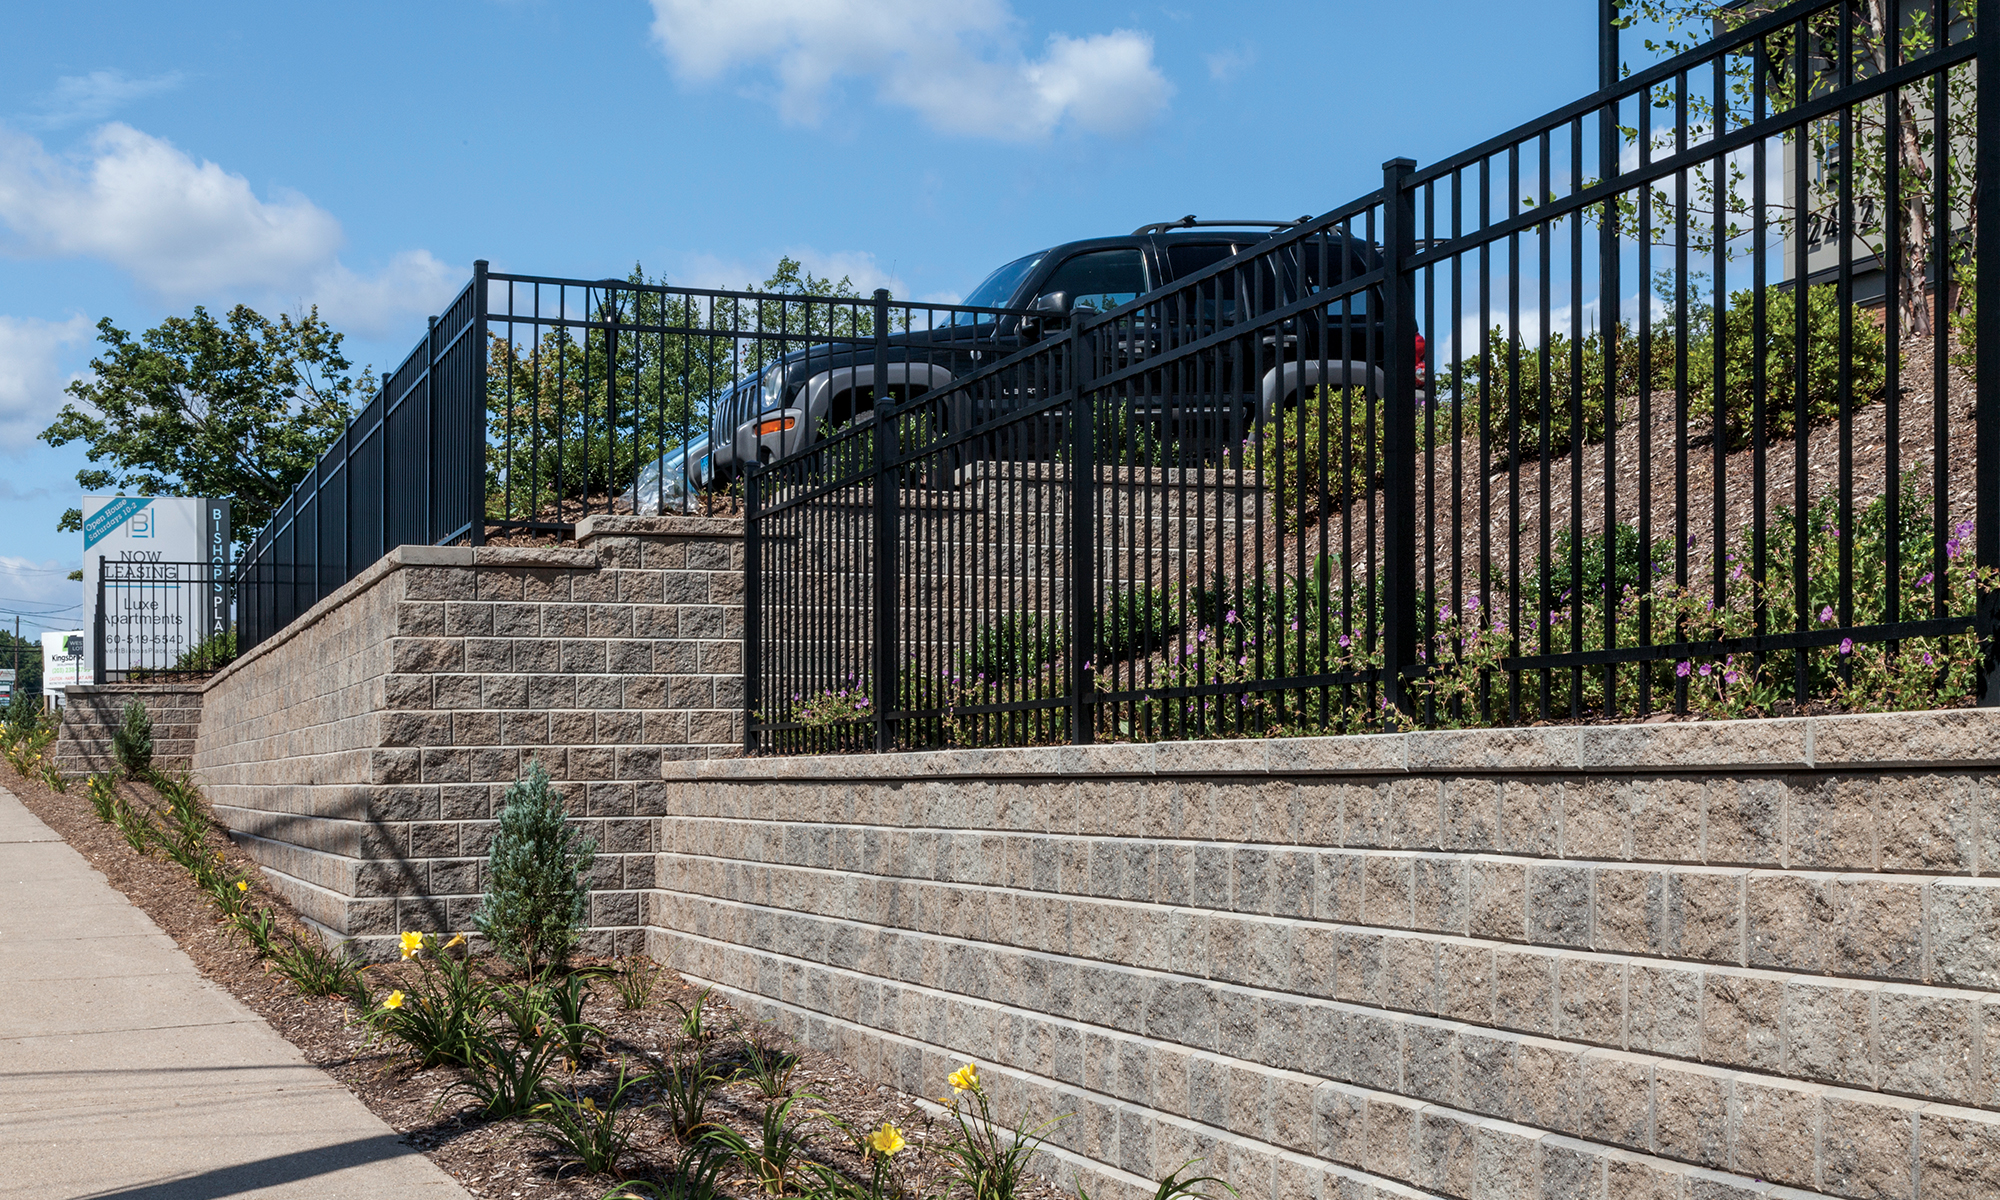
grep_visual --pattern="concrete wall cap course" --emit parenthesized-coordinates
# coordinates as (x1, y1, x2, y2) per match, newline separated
(575, 514, 744, 544)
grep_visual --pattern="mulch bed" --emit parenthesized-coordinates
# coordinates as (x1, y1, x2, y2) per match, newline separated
(4, 765, 1061, 1200)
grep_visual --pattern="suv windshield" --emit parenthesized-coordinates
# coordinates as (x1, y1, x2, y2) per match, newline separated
(951, 252, 1043, 323)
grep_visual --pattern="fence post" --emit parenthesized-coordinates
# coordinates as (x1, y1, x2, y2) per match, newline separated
(1980, 0, 2000, 703)
(470, 261, 488, 547)
(1068, 323, 1097, 744)
(871, 289, 897, 751)
(92, 556, 105, 686)
(426, 314, 440, 545)
(743, 464, 762, 754)
(1381, 157, 1421, 718)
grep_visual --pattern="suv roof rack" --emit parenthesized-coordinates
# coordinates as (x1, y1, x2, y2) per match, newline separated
(1131, 215, 1316, 236)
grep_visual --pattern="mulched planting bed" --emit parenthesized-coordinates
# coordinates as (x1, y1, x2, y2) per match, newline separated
(4, 765, 1065, 1200)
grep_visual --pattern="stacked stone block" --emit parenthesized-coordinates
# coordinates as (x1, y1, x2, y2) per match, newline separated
(650, 713, 2000, 1200)
(191, 516, 743, 958)
(53, 682, 205, 777)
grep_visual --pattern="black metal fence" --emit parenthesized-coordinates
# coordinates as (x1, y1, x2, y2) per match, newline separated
(236, 274, 486, 650)
(94, 559, 233, 683)
(749, 0, 2000, 752)
(234, 264, 1026, 651)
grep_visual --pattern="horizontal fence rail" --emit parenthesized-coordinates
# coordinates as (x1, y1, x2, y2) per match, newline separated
(750, 0, 2000, 752)
(94, 559, 233, 684)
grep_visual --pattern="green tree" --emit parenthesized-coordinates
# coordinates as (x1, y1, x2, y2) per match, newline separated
(472, 760, 597, 978)
(0, 630, 43, 704)
(41, 305, 368, 545)
(1611, 0, 1973, 340)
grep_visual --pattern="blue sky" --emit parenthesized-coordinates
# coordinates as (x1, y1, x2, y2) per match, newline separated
(0, 0, 1636, 629)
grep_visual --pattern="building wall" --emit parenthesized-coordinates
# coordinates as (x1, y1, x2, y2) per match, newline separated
(190, 517, 743, 957)
(650, 715, 2000, 1200)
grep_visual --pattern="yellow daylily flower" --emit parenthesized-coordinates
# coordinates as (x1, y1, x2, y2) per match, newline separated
(382, 990, 406, 1009)
(235, 881, 248, 892)
(581, 1097, 598, 1113)
(949, 1063, 980, 1093)
(442, 933, 466, 950)
(399, 931, 425, 959)
(866, 1123, 906, 1157)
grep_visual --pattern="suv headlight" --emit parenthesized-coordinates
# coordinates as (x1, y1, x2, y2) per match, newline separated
(760, 366, 787, 411)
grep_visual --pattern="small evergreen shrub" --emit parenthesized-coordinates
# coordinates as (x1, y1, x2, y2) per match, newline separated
(473, 760, 597, 977)
(112, 698, 153, 778)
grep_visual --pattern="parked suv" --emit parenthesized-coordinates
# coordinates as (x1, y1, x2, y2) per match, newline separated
(700, 217, 1410, 486)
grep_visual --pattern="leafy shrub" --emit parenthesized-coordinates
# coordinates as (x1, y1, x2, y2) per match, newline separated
(532, 1065, 647, 1180)
(797, 1144, 902, 1200)
(445, 1023, 564, 1118)
(931, 1061, 1066, 1200)
(651, 1047, 721, 1139)
(700, 1091, 818, 1195)
(792, 677, 872, 729)
(600, 1145, 727, 1200)
(669, 987, 718, 1044)
(734, 1030, 799, 1101)
(266, 932, 367, 1003)
(1097, 584, 1180, 662)
(1255, 386, 1380, 533)
(610, 955, 657, 1011)
(172, 629, 238, 673)
(112, 698, 153, 778)
(371, 932, 490, 1068)
(109, 794, 152, 852)
(965, 614, 1061, 681)
(544, 971, 602, 1065)
(3, 689, 39, 740)
(1435, 282, 1887, 466)
(86, 773, 119, 823)
(472, 761, 597, 978)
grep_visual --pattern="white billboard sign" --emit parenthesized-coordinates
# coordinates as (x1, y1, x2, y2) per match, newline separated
(43, 631, 84, 698)
(81, 496, 230, 682)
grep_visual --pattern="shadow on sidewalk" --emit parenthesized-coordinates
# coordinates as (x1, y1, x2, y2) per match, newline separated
(72, 1132, 428, 1199)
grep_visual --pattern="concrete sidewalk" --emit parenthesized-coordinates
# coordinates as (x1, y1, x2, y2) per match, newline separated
(0, 782, 469, 1199)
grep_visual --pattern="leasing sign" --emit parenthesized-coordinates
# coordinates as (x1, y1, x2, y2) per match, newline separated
(81, 496, 230, 681)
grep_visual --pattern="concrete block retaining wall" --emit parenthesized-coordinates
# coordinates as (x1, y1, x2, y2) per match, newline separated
(651, 714, 2000, 1200)
(188, 516, 744, 957)
(53, 682, 206, 777)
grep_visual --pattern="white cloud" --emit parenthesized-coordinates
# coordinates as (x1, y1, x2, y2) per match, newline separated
(1205, 45, 1255, 83)
(0, 314, 91, 451)
(31, 70, 186, 128)
(648, 0, 1172, 140)
(0, 123, 456, 336)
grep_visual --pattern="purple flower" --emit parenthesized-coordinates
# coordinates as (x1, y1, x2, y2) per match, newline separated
(1819, 605, 1834, 624)
(1947, 537, 1963, 559)
(857, 697, 871, 707)
(1468, 596, 1481, 611)
(1922, 652, 1935, 666)
(1724, 671, 1740, 684)
(1225, 609, 1239, 625)
(1918, 571, 1935, 586)
(1699, 663, 1713, 677)
(1338, 633, 1352, 648)
(1839, 638, 1854, 655)
(1237, 655, 1249, 667)
(1289, 620, 1300, 632)
(1675, 661, 1691, 677)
